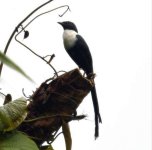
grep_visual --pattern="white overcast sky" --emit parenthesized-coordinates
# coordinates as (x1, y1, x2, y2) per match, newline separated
(0, 0, 151, 150)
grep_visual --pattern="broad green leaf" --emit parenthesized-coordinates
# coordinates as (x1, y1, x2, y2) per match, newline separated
(0, 51, 32, 81)
(0, 131, 39, 150)
(0, 97, 28, 131)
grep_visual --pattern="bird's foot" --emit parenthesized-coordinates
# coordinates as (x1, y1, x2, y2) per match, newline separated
(87, 73, 96, 80)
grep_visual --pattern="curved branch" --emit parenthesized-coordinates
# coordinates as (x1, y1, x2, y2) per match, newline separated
(23, 114, 86, 123)
(14, 35, 58, 76)
(14, 5, 70, 77)
(59, 5, 70, 17)
(0, 91, 6, 97)
(25, 5, 70, 29)
(0, 0, 54, 77)
(16, 5, 70, 37)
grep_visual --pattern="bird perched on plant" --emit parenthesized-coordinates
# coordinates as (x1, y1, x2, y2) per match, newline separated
(58, 21, 102, 139)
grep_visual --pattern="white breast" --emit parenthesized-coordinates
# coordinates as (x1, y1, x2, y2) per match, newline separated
(63, 29, 77, 49)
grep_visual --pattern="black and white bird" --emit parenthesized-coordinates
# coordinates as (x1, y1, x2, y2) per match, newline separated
(58, 21, 102, 139)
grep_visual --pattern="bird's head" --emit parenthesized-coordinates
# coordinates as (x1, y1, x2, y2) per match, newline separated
(58, 21, 78, 33)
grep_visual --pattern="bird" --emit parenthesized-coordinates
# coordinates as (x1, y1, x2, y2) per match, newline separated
(58, 21, 102, 139)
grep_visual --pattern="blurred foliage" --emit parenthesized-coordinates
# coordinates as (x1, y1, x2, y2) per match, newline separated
(0, 131, 39, 150)
(0, 51, 32, 81)
(0, 97, 28, 132)
(0, 97, 39, 150)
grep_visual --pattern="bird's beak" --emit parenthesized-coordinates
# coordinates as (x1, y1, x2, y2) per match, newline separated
(57, 22, 63, 26)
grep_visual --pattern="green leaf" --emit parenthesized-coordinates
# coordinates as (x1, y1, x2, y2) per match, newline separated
(41, 145, 54, 150)
(0, 97, 28, 131)
(0, 51, 33, 81)
(46, 145, 54, 150)
(0, 131, 39, 150)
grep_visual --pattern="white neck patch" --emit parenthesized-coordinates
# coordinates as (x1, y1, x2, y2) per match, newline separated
(63, 29, 77, 49)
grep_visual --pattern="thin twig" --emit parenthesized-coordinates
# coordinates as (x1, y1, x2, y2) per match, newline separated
(44, 75, 56, 83)
(59, 6, 71, 17)
(46, 126, 62, 144)
(57, 70, 67, 74)
(0, 91, 6, 97)
(48, 54, 55, 64)
(14, 5, 70, 77)
(23, 114, 82, 123)
(22, 88, 31, 98)
(21, 5, 70, 31)
(14, 5, 70, 41)
(23, 114, 72, 122)
(43, 54, 54, 59)
(15, 36, 58, 76)
(49, 132, 63, 144)
(0, 0, 54, 77)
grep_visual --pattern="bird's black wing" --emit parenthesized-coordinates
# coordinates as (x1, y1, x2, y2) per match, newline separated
(76, 34, 93, 74)
(66, 34, 93, 74)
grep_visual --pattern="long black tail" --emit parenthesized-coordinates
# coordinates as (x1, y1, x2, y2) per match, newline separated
(91, 85, 102, 139)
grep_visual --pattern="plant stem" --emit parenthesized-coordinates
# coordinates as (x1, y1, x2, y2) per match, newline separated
(0, 0, 54, 77)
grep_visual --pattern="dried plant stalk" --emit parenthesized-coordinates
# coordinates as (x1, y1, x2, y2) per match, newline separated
(18, 69, 93, 146)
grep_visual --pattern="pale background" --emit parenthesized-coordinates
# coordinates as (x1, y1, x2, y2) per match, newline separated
(0, 0, 151, 150)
